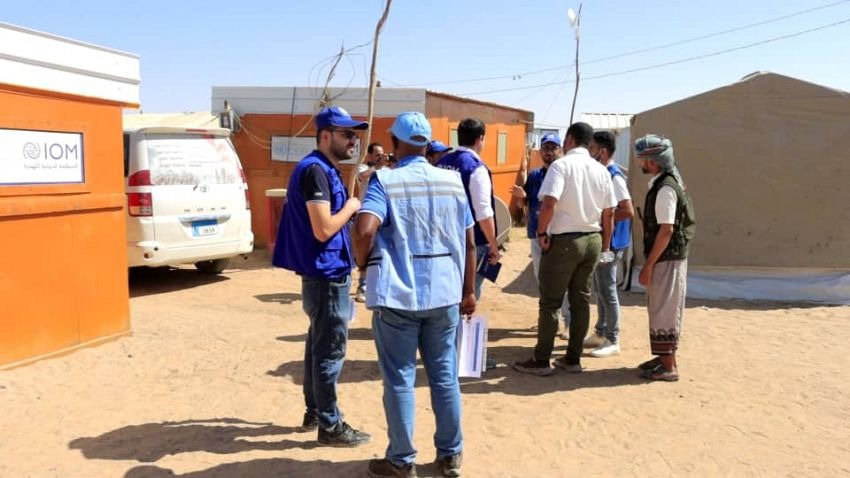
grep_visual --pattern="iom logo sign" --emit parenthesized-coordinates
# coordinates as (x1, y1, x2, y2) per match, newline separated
(22, 141, 81, 161)
(1, 129, 84, 185)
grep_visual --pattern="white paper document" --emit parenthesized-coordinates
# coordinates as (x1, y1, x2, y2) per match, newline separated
(457, 315, 488, 378)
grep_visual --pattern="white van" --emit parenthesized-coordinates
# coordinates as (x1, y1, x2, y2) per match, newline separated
(122, 125, 253, 273)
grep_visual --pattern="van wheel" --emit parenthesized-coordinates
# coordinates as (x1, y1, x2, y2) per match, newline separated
(195, 258, 230, 274)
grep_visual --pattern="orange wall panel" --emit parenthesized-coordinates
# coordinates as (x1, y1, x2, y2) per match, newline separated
(233, 97, 531, 247)
(426, 93, 532, 207)
(0, 86, 130, 367)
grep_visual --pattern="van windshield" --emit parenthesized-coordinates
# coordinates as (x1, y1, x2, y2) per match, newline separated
(145, 134, 241, 186)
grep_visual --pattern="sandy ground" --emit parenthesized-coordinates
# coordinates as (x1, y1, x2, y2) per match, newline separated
(2, 230, 849, 477)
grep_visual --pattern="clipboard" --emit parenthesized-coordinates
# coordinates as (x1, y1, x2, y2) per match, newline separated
(457, 315, 489, 378)
(477, 256, 502, 283)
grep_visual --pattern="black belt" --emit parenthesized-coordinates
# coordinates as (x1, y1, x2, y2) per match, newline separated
(551, 231, 599, 238)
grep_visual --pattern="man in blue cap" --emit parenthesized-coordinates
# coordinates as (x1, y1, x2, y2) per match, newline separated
(272, 105, 371, 447)
(426, 140, 453, 165)
(510, 133, 571, 337)
(354, 111, 476, 478)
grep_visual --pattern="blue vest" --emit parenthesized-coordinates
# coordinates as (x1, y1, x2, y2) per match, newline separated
(607, 163, 632, 251)
(436, 149, 496, 246)
(525, 167, 547, 239)
(272, 151, 352, 279)
(366, 156, 470, 311)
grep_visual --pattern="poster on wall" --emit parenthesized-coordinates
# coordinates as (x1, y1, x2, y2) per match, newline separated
(271, 136, 359, 164)
(0, 128, 84, 185)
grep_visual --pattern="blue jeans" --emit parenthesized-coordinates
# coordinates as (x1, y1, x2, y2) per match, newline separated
(372, 305, 463, 466)
(592, 249, 623, 342)
(301, 275, 352, 429)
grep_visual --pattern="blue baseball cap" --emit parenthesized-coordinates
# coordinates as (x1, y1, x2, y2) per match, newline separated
(315, 106, 369, 131)
(389, 111, 431, 146)
(427, 140, 452, 155)
(541, 133, 561, 147)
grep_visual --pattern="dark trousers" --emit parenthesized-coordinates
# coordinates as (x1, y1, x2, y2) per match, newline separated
(534, 232, 601, 363)
(301, 275, 351, 429)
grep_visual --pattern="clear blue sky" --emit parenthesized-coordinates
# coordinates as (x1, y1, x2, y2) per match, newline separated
(5, 0, 849, 130)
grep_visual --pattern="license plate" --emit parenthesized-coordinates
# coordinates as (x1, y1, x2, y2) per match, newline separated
(192, 219, 219, 237)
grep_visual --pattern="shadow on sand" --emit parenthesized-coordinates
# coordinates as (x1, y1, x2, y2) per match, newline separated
(123, 458, 374, 477)
(69, 418, 315, 463)
(123, 457, 457, 477)
(254, 292, 302, 305)
(129, 267, 229, 298)
(275, 327, 374, 343)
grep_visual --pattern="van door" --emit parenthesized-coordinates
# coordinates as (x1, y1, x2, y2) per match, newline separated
(143, 133, 247, 249)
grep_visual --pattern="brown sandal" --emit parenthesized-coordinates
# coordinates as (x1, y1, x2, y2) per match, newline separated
(642, 363, 679, 382)
(638, 357, 662, 371)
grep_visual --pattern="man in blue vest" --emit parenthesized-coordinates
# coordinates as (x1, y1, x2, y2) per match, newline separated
(437, 118, 500, 371)
(354, 111, 476, 478)
(272, 106, 371, 447)
(584, 130, 634, 357)
(436, 118, 501, 300)
(426, 139, 453, 165)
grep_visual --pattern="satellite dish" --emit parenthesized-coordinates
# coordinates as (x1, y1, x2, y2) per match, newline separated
(567, 8, 578, 27)
(494, 196, 512, 247)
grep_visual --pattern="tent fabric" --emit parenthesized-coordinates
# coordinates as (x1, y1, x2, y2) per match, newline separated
(626, 72, 850, 304)
(630, 267, 850, 305)
(628, 72, 850, 269)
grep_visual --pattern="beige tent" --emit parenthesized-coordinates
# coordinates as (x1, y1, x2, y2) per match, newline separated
(628, 72, 850, 303)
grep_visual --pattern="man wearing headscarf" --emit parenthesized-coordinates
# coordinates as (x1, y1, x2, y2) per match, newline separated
(634, 134, 696, 382)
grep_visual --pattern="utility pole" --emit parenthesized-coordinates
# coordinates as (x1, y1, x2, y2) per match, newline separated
(568, 4, 582, 126)
(349, 0, 393, 196)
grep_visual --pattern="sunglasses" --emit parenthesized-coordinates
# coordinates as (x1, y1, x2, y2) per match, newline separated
(329, 129, 358, 140)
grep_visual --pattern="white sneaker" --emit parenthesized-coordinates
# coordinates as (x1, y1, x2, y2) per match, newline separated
(354, 287, 366, 303)
(583, 334, 605, 349)
(589, 340, 620, 358)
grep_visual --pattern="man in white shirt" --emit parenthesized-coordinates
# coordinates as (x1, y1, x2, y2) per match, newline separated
(436, 118, 501, 371)
(436, 118, 502, 299)
(635, 134, 696, 382)
(513, 122, 616, 376)
(583, 131, 635, 358)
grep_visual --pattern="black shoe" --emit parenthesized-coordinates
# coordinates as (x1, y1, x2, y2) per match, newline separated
(317, 421, 371, 447)
(553, 356, 583, 373)
(435, 453, 462, 477)
(367, 458, 417, 477)
(300, 411, 319, 431)
(512, 357, 552, 376)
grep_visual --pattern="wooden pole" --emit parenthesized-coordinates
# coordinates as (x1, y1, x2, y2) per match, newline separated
(349, 0, 393, 196)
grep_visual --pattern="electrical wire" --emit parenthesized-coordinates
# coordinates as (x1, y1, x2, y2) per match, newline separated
(392, 0, 850, 88)
(458, 16, 850, 96)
